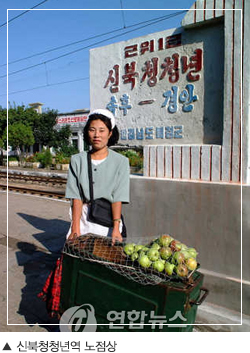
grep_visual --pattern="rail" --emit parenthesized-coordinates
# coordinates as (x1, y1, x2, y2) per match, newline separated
(0, 183, 66, 199)
(0, 171, 67, 185)
(0, 171, 67, 199)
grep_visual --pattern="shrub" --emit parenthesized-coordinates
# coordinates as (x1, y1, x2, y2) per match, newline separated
(25, 154, 38, 162)
(118, 149, 143, 169)
(56, 145, 79, 158)
(8, 156, 19, 162)
(36, 149, 53, 168)
(55, 153, 70, 164)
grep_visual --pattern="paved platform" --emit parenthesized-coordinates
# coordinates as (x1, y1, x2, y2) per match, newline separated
(1, 190, 249, 332)
(0, 191, 70, 332)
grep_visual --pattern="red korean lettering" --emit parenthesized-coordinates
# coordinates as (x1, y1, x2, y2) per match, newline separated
(181, 48, 202, 81)
(140, 40, 154, 55)
(122, 62, 139, 90)
(124, 44, 138, 58)
(104, 64, 120, 93)
(160, 53, 179, 83)
(158, 38, 164, 51)
(166, 33, 182, 48)
(141, 57, 158, 87)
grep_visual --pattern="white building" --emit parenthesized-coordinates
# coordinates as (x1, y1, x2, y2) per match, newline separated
(55, 109, 90, 152)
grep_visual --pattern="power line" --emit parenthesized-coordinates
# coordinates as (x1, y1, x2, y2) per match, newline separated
(0, 0, 50, 29)
(1, 12, 185, 67)
(120, 0, 126, 28)
(1, 10, 187, 79)
(0, 77, 89, 97)
(2, 27, 122, 67)
(1, 10, 188, 98)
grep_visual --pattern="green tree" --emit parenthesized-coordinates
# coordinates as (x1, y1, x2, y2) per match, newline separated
(54, 125, 72, 149)
(53, 125, 79, 157)
(6, 122, 35, 154)
(33, 109, 58, 147)
(8, 104, 40, 131)
(1, 105, 38, 156)
(1, 105, 72, 155)
(0, 107, 7, 140)
(0, 107, 6, 165)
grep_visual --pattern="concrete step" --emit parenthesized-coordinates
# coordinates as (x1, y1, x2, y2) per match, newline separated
(195, 301, 250, 332)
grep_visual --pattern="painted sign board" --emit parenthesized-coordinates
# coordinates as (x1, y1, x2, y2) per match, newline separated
(55, 114, 88, 128)
(90, 24, 224, 146)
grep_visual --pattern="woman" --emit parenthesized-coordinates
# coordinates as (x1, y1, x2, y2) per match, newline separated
(38, 109, 130, 318)
(65, 108, 130, 244)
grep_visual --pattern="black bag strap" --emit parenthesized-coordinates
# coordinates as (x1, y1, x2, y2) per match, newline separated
(87, 151, 94, 202)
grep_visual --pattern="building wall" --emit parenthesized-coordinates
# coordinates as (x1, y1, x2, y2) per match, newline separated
(123, 176, 249, 316)
(90, 1, 248, 184)
(144, 0, 248, 183)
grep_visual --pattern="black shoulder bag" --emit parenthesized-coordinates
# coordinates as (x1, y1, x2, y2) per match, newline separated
(87, 152, 113, 228)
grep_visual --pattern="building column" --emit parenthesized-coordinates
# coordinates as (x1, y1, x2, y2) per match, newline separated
(78, 131, 84, 152)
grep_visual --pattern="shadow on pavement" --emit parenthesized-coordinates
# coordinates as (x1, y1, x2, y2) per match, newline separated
(17, 213, 69, 253)
(15, 213, 70, 332)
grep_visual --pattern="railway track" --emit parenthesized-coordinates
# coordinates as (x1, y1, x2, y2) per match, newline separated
(0, 171, 67, 185)
(0, 183, 66, 199)
(0, 170, 67, 199)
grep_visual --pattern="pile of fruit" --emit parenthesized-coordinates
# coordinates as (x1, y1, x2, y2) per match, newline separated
(123, 234, 198, 279)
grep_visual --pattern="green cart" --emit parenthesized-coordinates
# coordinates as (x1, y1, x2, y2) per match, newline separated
(60, 236, 208, 332)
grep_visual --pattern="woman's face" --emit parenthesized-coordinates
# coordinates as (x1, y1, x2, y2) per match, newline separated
(88, 119, 112, 150)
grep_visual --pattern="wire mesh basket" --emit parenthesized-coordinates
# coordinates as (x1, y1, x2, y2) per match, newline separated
(63, 234, 199, 286)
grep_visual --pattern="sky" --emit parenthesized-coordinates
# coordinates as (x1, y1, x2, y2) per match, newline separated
(0, 0, 195, 114)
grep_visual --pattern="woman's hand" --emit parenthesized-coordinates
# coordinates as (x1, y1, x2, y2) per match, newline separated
(111, 201, 123, 245)
(68, 199, 83, 241)
(68, 231, 80, 241)
(111, 227, 123, 245)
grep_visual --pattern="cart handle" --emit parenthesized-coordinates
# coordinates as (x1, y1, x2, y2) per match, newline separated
(190, 287, 209, 306)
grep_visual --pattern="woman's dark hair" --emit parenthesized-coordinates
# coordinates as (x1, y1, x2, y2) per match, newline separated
(83, 114, 119, 146)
